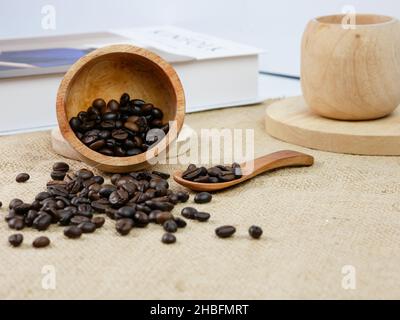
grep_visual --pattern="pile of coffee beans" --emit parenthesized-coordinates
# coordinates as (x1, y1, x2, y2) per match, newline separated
(4, 162, 194, 248)
(4, 161, 262, 248)
(182, 163, 242, 183)
(69, 93, 169, 157)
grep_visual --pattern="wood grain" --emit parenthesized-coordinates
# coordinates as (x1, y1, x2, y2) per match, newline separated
(265, 96, 400, 156)
(56, 44, 185, 173)
(301, 14, 400, 120)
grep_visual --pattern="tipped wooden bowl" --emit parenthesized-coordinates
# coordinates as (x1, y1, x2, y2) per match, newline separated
(56, 45, 185, 173)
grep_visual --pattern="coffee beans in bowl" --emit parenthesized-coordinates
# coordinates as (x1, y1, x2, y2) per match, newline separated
(69, 93, 169, 157)
(182, 163, 242, 183)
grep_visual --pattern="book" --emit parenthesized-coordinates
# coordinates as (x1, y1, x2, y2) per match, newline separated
(0, 27, 262, 133)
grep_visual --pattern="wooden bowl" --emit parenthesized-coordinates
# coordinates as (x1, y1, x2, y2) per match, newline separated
(56, 45, 185, 173)
(301, 14, 400, 120)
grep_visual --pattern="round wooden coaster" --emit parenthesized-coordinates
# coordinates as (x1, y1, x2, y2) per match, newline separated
(265, 96, 400, 156)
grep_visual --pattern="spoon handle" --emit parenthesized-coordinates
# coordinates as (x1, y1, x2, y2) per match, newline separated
(242, 150, 314, 178)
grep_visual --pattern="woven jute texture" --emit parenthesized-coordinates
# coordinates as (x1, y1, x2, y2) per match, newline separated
(1, 100, 400, 300)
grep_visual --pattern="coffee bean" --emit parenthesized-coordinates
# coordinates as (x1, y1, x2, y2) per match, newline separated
(16, 173, 30, 183)
(89, 139, 106, 150)
(152, 108, 163, 119)
(194, 192, 212, 204)
(109, 189, 129, 206)
(14, 202, 31, 214)
(107, 100, 119, 112)
(35, 192, 51, 201)
(120, 93, 130, 106)
(77, 169, 94, 180)
(215, 226, 236, 238)
(58, 211, 74, 226)
(194, 211, 210, 222)
(155, 211, 174, 224)
(145, 200, 174, 211)
(161, 233, 176, 244)
(194, 175, 210, 183)
(133, 211, 149, 227)
(182, 166, 205, 181)
(64, 225, 82, 238)
(116, 218, 134, 235)
(9, 198, 23, 210)
(78, 222, 97, 233)
(9, 217, 25, 230)
(176, 191, 189, 203)
(163, 219, 178, 233)
(152, 171, 170, 179)
(53, 162, 69, 172)
(70, 215, 90, 225)
(51, 171, 66, 181)
(232, 162, 242, 178)
(117, 206, 135, 219)
(174, 217, 187, 228)
(0, 201, 2, 208)
(92, 216, 105, 228)
(33, 214, 52, 231)
(181, 207, 197, 220)
(249, 225, 263, 239)
(92, 98, 106, 110)
(32, 236, 50, 248)
(8, 233, 23, 247)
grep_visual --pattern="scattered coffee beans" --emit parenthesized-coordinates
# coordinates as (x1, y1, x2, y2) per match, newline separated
(8, 233, 23, 247)
(194, 192, 212, 204)
(249, 225, 263, 239)
(215, 226, 236, 238)
(182, 163, 242, 183)
(69, 93, 169, 157)
(161, 233, 176, 244)
(16, 173, 30, 183)
(33, 236, 50, 248)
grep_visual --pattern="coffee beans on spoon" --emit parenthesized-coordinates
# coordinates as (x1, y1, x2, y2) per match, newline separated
(69, 93, 169, 157)
(182, 163, 242, 183)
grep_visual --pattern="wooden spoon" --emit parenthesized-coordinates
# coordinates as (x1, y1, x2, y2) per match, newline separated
(173, 150, 314, 192)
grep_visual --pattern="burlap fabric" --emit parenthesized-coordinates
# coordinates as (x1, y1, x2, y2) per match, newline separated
(1, 100, 400, 300)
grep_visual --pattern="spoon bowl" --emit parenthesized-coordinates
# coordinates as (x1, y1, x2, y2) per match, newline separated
(173, 150, 314, 192)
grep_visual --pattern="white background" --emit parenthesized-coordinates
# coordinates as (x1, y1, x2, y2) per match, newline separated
(1, 0, 399, 76)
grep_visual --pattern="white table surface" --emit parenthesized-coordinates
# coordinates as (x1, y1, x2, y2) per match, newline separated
(0, 74, 301, 135)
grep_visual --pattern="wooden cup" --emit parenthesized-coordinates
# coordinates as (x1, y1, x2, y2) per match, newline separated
(56, 45, 185, 173)
(301, 14, 400, 120)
